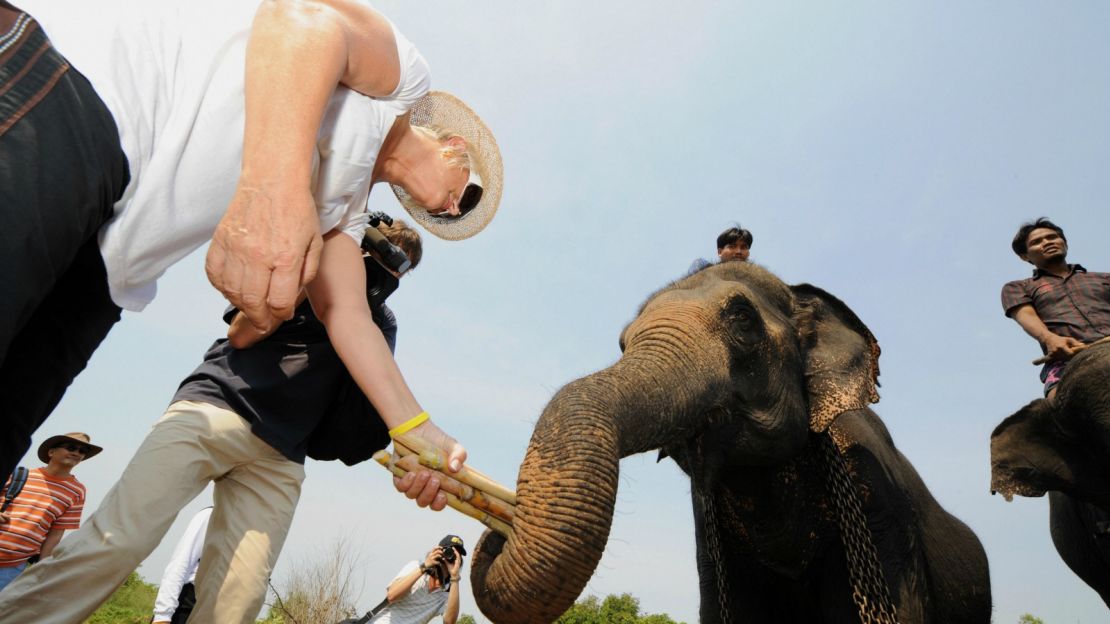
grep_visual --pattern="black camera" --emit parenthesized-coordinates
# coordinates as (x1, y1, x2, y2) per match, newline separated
(362, 211, 411, 274)
(441, 546, 458, 565)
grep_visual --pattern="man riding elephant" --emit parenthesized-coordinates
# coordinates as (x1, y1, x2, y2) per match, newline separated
(1001, 217, 1110, 400)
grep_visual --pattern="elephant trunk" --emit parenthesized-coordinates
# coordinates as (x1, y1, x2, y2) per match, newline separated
(471, 339, 727, 623)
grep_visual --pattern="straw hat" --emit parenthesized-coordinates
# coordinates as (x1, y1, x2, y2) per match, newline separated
(37, 432, 103, 463)
(392, 91, 503, 241)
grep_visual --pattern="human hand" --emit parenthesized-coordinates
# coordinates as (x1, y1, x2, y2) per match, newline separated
(1043, 334, 1084, 361)
(424, 547, 445, 569)
(392, 419, 468, 511)
(206, 183, 322, 335)
(0, 511, 9, 524)
(448, 550, 464, 576)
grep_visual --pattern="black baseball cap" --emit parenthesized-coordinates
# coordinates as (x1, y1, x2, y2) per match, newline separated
(439, 534, 467, 555)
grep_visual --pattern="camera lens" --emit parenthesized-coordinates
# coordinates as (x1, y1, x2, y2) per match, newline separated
(443, 548, 456, 564)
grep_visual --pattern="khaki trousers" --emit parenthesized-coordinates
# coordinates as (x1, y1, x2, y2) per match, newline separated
(0, 401, 305, 624)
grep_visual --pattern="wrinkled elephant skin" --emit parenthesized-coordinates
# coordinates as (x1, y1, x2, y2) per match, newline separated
(991, 343, 1110, 607)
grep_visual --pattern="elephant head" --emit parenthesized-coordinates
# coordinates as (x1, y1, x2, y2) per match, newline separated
(469, 262, 881, 623)
(991, 343, 1110, 510)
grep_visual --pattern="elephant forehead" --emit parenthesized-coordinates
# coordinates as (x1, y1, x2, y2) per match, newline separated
(643, 262, 792, 311)
(648, 279, 791, 317)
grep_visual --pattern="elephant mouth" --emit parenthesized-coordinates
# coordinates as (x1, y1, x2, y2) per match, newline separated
(991, 463, 1048, 501)
(662, 406, 775, 491)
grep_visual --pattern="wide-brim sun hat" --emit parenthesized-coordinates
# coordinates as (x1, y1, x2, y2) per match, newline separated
(392, 91, 503, 241)
(37, 432, 103, 463)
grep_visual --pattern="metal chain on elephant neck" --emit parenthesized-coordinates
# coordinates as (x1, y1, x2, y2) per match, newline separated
(819, 433, 900, 624)
(698, 490, 733, 624)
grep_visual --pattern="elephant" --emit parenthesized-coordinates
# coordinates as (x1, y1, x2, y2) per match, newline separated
(990, 341, 1110, 607)
(468, 262, 991, 624)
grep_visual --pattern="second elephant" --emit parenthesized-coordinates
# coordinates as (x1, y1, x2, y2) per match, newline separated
(991, 342, 1110, 607)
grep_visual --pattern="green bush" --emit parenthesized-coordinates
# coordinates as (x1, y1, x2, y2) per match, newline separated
(85, 571, 158, 624)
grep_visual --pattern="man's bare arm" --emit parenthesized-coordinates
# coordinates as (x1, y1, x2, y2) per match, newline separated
(1010, 304, 1084, 360)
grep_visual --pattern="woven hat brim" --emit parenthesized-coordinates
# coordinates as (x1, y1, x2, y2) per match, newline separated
(37, 433, 103, 463)
(392, 91, 503, 241)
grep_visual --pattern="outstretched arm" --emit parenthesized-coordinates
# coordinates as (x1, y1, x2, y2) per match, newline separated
(207, 0, 404, 334)
(1010, 304, 1084, 360)
(307, 231, 467, 509)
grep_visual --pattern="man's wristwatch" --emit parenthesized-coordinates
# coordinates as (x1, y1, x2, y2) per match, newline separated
(450, 576, 460, 582)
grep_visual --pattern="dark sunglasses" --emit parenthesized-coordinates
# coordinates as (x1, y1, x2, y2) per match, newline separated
(57, 443, 91, 455)
(456, 183, 483, 217)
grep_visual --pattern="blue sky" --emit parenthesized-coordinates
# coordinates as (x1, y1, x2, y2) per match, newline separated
(29, 2, 1110, 622)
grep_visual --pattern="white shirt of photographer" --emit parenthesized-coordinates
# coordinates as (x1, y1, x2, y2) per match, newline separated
(369, 561, 448, 624)
(151, 506, 212, 621)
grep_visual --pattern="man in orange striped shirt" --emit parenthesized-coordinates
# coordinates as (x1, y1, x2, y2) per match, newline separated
(0, 432, 99, 592)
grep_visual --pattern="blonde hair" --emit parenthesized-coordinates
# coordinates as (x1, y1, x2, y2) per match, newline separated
(412, 124, 473, 171)
(397, 125, 478, 216)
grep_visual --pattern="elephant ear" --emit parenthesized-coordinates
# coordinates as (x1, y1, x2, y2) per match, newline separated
(790, 284, 881, 432)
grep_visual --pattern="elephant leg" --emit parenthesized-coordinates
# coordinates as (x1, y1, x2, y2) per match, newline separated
(1049, 492, 1110, 608)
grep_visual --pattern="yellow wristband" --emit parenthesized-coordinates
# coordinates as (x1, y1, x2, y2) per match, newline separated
(389, 411, 429, 438)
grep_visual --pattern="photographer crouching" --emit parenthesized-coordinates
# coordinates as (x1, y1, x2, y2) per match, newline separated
(345, 535, 466, 624)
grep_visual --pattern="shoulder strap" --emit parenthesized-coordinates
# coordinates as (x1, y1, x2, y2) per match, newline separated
(1, 467, 29, 513)
(354, 596, 390, 624)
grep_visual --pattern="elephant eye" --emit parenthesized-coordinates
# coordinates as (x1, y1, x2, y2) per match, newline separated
(723, 297, 759, 333)
(734, 312, 755, 330)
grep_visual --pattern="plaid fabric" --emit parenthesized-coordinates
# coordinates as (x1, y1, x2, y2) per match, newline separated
(1001, 264, 1110, 344)
(0, 2, 69, 137)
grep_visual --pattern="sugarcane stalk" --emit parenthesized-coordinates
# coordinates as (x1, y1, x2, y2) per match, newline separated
(373, 450, 514, 537)
(393, 436, 518, 506)
(391, 453, 515, 523)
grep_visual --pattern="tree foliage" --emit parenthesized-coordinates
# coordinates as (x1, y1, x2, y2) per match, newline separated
(86, 571, 159, 624)
(554, 593, 684, 624)
(1017, 615, 1045, 624)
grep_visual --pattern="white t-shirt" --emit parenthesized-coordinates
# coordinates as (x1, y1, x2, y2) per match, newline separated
(151, 507, 211, 621)
(20, 0, 430, 310)
(369, 561, 449, 624)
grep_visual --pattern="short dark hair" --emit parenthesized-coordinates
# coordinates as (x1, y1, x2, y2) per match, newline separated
(716, 226, 753, 250)
(1011, 218, 1066, 256)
